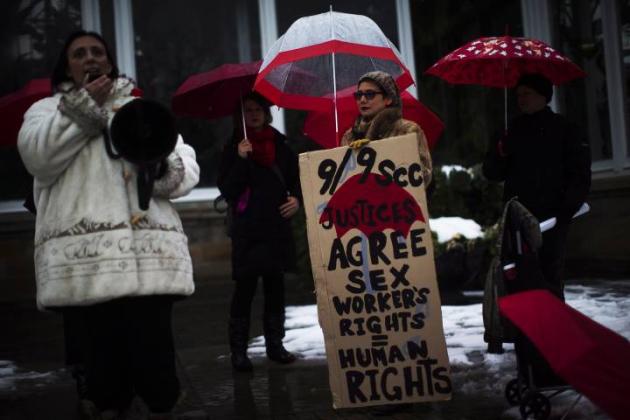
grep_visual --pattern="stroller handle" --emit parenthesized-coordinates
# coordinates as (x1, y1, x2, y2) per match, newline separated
(503, 203, 590, 272)
(539, 202, 591, 234)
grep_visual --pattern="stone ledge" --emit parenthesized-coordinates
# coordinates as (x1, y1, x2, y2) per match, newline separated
(591, 170, 630, 195)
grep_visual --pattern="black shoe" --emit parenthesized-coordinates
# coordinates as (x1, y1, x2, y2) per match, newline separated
(263, 314, 296, 364)
(231, 352, 253, 372)
(266, 344, 296, 364)
(77, 399, 100, 420)
(229, 318, 253, 371)
(70, 364, 89, 399)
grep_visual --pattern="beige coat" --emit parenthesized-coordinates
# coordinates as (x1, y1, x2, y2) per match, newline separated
(340, 107, 433, 185)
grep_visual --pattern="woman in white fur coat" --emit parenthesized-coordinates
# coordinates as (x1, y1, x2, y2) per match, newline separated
(18, 30, 199, 419)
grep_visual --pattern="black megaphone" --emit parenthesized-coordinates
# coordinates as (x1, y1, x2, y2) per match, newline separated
(105, 98, 178, 210)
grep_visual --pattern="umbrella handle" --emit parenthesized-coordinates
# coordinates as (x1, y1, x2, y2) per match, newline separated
(240, 96, 248, 140)
(504, 86, 508, 132)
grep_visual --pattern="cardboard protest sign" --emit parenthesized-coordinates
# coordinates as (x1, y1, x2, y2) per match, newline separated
(299, 133, 452, 408)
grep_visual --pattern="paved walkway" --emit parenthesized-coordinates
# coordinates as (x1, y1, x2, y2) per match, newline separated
(1, 266, 509, 420)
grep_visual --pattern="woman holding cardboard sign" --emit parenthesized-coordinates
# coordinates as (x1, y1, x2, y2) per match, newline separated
(341, 71, 434, 415)
(218, 92, 301, 371)
(341, 71, 433, 187)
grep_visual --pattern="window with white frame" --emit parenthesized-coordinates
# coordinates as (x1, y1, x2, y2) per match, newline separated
(620, 0, 630, 159)
(129, 0, 262, 187)
(551, 0, 629, 172)
(0, 0, 83, 201)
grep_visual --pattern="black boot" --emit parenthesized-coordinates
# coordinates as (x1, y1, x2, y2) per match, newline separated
(229, 318, 253, 372)
(263, 314, 296, 364)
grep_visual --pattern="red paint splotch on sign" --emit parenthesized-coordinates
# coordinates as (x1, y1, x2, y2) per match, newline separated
(319, 173, 425, 238)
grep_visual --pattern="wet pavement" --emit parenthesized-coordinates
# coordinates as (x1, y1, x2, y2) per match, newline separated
(1, 266, 613, 420)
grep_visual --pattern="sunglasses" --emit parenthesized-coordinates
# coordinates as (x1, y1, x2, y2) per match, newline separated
(353, 90, 384, 101)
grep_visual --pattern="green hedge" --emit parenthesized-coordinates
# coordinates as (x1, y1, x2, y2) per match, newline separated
(428, 164, 503, 228)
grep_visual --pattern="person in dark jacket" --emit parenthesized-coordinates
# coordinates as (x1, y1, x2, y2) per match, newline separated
(483, 73, 591, 299)
(217, 92, 300, 371)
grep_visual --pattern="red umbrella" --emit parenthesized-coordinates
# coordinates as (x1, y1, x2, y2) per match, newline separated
(426, 36, 585, 87)
(303, 89, 444, 150)
(172, 60, 262, 120)
(254, 10, 414, 145)
(0, 79, 51, 147)
(499, 289, 630, 420)
(425, 36, 586, 129)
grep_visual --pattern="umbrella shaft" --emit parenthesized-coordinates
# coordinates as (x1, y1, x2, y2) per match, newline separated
(329, 8, 339, 145)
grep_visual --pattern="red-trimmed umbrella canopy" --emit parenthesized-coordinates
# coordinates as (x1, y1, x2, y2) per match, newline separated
(172, 60, 262, 120)
(425, 36, 586, 130)
(303, 89, 444, 150)
(0, 78, 51, 147)
(254, 10, 414, 116)
(499, 290, 630, 420)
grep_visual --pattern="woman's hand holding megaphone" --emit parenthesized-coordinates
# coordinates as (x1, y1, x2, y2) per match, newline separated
(237, 138, 253, 159)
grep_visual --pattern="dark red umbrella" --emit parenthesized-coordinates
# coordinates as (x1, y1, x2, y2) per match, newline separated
(0, 79, 52, 147)
(425, 36, 585, 87)
(499, 289, 630, 420)
(172, 60, 262, 120)
(425, 36, 586, 129)
(303, 89, 444, 150)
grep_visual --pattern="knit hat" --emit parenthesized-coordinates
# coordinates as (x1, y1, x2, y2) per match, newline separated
(516, 73, 553, 103)
(358, 71, 401, 108)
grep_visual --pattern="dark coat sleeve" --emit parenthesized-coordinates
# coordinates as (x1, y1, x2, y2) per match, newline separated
(217, 141, 250, 202)
(283, 142, 301, 201)
(559, 122, 591, 221)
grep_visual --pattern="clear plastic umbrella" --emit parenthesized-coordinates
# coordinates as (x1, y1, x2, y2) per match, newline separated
(254, 9, 413, 145)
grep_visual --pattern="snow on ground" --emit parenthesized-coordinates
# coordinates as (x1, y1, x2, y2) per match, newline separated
(249, 280, 629, 419)
(250, 281, 630, 360)
(430, 217, 483, 243)
(441, 165, 472, 177)
(0, 360, 55, 392)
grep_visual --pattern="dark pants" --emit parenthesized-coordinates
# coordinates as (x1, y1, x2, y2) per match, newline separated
(62, 308, 87, 367)
(230, 271, 285, 319)
(79, 295, 180, 413)
(539, 221, 570, 299)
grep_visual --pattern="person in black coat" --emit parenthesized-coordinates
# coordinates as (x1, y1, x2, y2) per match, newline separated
(217, 92, 300, 371)
(483, 73, 591, 299)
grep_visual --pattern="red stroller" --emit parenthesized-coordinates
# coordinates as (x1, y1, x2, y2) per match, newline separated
(495, 201, 629, 420)
(494, 199, 574, 420)
(500, 290, 630, 420)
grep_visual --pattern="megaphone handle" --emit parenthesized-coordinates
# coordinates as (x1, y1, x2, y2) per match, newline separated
(102, 129, 121, 159)
(137, 166, 156, 210)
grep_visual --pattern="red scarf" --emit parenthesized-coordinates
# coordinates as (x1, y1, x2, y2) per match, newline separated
(247, 126, 276, 167)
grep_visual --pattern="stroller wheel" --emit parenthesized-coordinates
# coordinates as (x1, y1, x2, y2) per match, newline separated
(519, 391, 551, 420)
(505, 378, 528, 406)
